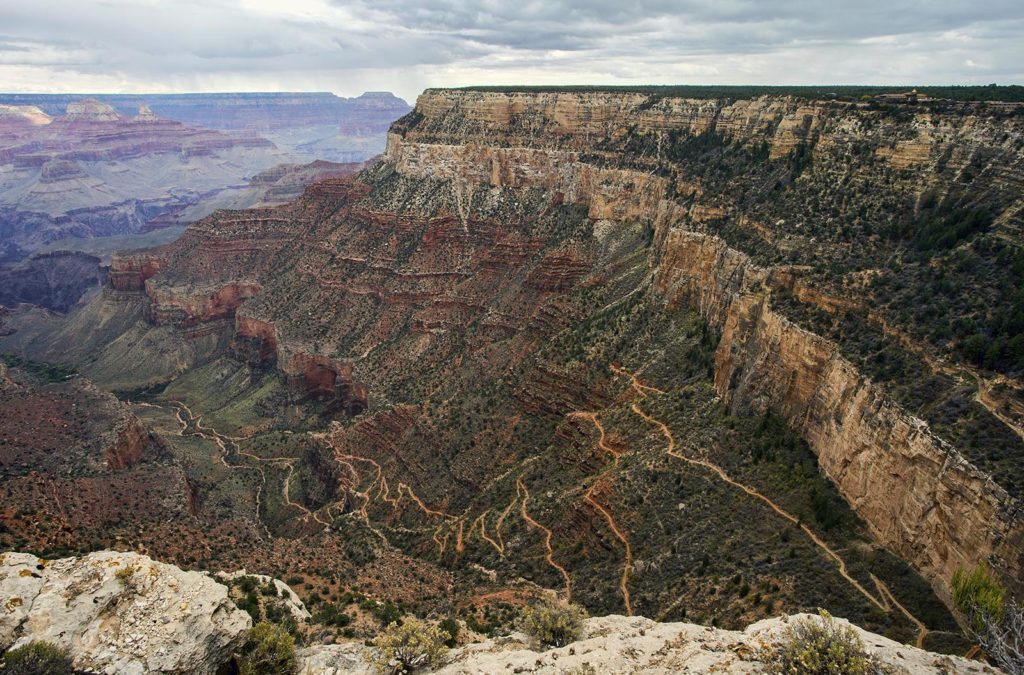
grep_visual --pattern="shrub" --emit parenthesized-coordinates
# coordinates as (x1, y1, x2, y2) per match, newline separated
(438, 617, 460, 647)
(237, 622, 297, 675)
(952, 564, 1023, 675)
(368, 617, 449, 674)
(760, 610, 880, 675)
(519, 598, 587, 648)
(1, 641, 74, 674)
(374, 600, 402, 628)
(115, 564, 137, 590)
(952, 563, 1005, 631)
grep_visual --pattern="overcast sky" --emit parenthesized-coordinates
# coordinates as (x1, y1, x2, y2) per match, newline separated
(0, 0, 1021, 102)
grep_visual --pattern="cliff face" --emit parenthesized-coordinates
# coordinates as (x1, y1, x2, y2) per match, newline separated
(652, 228, 1024, 600)
(388, 90, 1024, 601)
(713, 289, 1024, 605)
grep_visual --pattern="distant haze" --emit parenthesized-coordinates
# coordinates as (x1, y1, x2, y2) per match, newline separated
(0, 0, 1021, 101)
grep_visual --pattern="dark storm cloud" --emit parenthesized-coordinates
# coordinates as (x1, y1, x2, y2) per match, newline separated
(0, 0, 1020, 98)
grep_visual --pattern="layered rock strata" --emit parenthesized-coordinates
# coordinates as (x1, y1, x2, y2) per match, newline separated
(386, 89, 1024, 602)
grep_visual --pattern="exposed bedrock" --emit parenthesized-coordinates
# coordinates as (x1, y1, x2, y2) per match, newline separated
(654, 227, 1024, 602)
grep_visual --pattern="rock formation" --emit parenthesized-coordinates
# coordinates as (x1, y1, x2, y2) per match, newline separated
(300, 613, 995, 674)
(0, 551, 250, 674)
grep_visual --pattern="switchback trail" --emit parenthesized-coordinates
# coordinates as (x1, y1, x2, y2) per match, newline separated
(517, 475, 573, 600)
(584, 481, 633, 615)
(568, 410, 633, 614)
(174, 401, 331, 528)
(567, 411, 621, 464)
(613, 366, 931, 641)
(158, 401, 273, 540)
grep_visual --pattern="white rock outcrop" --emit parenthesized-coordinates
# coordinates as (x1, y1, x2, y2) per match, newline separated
(0, 550, 251, 674)
(299, 614, 998, 674)
(216, 569, 311, 622)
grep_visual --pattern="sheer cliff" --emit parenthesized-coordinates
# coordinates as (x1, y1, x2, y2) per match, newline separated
(1, 89, 1021, 653)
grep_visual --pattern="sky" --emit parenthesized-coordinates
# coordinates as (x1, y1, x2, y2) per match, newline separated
(0, 0, 1021, 103)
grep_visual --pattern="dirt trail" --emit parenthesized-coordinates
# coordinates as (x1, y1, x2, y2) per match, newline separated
(162, 401, 273, 541)
(470, 510, 505, 555)
(316, 432, 460, 554)
(173, 401, 332, 528)
(872, 574, 929, 648)
(517, 475, 572, 600)
(870, 312, 1024, 442)
(565, 397, 632, 612)
(610, 363, 665, 396)
(568, 411, 620, 464)
(614, 367, 932, 636)
(584, 481, 633, 616)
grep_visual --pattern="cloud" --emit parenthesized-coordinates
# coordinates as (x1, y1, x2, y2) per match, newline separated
(0, 0, 1019, 100)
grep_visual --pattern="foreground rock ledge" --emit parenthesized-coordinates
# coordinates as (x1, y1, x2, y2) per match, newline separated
(0, 551, 250, 674)
(300, 614, 997, 674)
(0, 551, 997, 674)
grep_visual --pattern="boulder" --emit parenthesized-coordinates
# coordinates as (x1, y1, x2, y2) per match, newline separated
(0, 551, 251, 674)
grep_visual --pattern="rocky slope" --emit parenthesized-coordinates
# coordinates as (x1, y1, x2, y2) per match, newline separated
(2, 88, 1022, 652)
(0, 360, 198, 559)
(405, 614, 996, 674)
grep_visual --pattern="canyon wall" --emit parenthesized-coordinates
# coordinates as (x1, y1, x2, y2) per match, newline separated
(655, 229, 1024, 603)
(387, 89, 1024, 602)
(9, 88, 1020, 616)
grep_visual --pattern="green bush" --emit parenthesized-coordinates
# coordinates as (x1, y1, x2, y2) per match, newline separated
(951, 564, 1023, 674)
(438, 617, 460, 647)
(1, 641, 74, 675)
(519, 598, 587, 648)
(237, 622, 297, 675)
(368, 617, 449, 674)
(952, 563, 1005, 631)
(760, 611, 879, 675)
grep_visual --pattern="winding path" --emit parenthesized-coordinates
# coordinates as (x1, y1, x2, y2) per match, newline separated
(517, 475, 573, 600)
(567, 411, 621, 465)
(584, 481, 633, 615)
(613, 366, 930, 643)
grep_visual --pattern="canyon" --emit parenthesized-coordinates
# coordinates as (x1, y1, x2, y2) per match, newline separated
(0, 93, 409, 256)
(1, 88, 1022, 661)
(0, 92, 407, 312)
